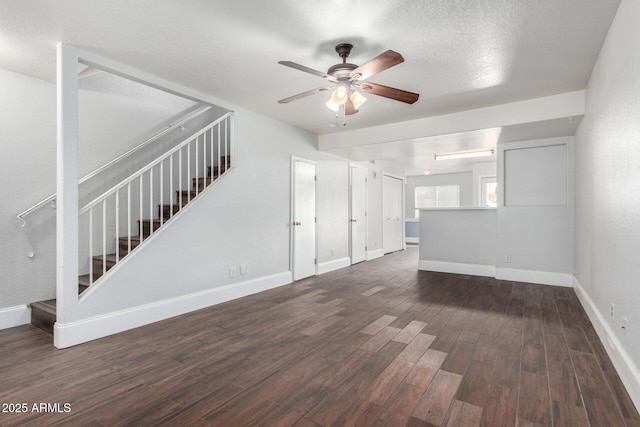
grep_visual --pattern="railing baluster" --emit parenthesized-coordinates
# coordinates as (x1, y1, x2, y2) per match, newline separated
(102, 199, 107, 277)
(217, 123, 221, 179)
(139, 175, 143, 239)
(115, 190, 120, 263)
(160, 159, 164, 224)
(149, 168, 154, 236)
(187, 140, 191, 203)
(169, 154, 173, 218)
(127, 183, 131, 255)
(203, 131, 207, 189)
(89, 208, 93, 285)
(210, 127, 213, 182)
(179, 148, 183, 208)
(195, 134, 199, 195)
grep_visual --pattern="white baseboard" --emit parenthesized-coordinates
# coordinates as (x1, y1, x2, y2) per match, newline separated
(367, 249, 385, 261)
(405, 237, 419, 244)
(418, 260, 495, 277)
(495, 267, 573, 287)
(54, 271, 293, 348)
(0, 305, 31, 330)
(573, 277, 640, 411)
(317, 257, 351, 275)
(418, 261, 573, 287)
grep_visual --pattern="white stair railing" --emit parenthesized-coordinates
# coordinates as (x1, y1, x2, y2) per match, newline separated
(16, 105, 213, 227)
(78, 112, 234, 287)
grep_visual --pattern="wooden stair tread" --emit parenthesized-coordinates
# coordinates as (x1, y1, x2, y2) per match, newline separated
(30, 299, 56, 315)
(118, 236, 142, 243)
(92, 253, 118, 263)
(139, 218, 171, 224)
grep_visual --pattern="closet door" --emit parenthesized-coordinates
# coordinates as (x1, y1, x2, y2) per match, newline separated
(292, 159, 316, 280)
(350, 165, 367, 264)
(383, 175, 404, 254)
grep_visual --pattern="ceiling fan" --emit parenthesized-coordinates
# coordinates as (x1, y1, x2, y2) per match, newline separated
(277, 43, 419, 122)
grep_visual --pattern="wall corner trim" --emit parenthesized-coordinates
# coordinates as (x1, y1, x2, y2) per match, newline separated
(418, 260, 495, 277)
(573, 276, 640, 411)
(317, 257, 351, 275)
(53, 271, 292, 348)
(0, 305, 31, 330)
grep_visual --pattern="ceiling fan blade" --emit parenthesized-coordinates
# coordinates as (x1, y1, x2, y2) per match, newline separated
(358, 82, 419, 104)
(345, 98, 358, 115)
(278, 61, 338, 82)
(278, 87, 332, 104)
(349, 50, 404, 81)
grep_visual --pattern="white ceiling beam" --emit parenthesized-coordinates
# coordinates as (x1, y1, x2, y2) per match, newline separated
(318, 91, 585, 151)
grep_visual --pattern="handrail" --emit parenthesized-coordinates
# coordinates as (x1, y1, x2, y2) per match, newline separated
(16, 104, 213, 227)
(79, 112, 232, 214)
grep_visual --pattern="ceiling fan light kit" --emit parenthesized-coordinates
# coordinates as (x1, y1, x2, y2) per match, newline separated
(278, 42, 419, 126)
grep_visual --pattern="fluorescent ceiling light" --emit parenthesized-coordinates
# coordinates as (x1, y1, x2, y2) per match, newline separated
(434, 149, 494, 161)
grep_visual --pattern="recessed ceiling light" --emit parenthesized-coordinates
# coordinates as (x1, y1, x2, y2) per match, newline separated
(423, 169, 432, 175)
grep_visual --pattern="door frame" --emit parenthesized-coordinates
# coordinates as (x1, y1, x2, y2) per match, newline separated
(382, 172, 406, 252)
(290, 156, 318, 279)
(349, 163, 368, 264)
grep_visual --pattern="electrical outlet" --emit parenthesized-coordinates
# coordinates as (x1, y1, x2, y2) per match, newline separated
(240, 264, 247, 275)
(622, 317, 628, 337)
(229, 267, 237, 278)
(611, 303, 614, 319)
(505, 255, 511, 263)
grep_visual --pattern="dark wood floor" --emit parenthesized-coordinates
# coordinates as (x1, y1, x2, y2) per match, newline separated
(1, 247, 638, 426)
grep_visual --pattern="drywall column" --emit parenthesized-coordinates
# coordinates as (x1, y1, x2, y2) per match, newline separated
(55, 44, 80, 332)
(495, 137, 574, 286)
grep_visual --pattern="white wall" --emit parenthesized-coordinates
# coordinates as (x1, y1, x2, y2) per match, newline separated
(574, 0, 640, 406)
(405, 172, 473, 217)
(496, 136, 574, 285)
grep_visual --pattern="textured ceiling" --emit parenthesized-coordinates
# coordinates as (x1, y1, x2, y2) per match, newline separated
(0, 0, 621, 174)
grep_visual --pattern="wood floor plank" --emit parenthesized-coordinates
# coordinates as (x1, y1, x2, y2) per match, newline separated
(1, 247, 638, 426)
(412, 369, 463, 425)
(518, 370, 552, 426)
(443, 399, 483, 427)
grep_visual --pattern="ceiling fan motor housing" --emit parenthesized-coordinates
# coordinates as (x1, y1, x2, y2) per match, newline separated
(328, 43, 358, 79)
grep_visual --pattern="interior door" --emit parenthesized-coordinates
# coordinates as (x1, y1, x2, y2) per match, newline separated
(292, 159, 316, 280)
(383, 175, 404, 254)
(350, 165, 367, 264)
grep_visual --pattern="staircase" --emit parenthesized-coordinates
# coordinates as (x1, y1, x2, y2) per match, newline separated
(29, 113, 233, 335)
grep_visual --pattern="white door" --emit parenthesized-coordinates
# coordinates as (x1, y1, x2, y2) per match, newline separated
(292, 159, 316, 280)
(350, 165, 367, 264)
(383, 175, 404, 254)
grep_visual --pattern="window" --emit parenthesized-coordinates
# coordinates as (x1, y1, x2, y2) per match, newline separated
(414, 185, 460, 217)
(480, 176, 497, 207)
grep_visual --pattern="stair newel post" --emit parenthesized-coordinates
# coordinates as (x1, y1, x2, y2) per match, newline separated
(55, 44, 80, 343)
